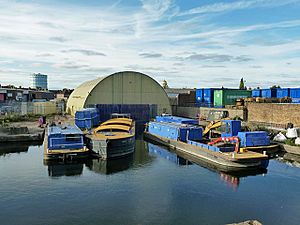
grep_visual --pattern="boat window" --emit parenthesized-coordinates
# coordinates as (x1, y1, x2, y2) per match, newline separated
(65, 134, 81, 142)
(220, 123, 231, 134)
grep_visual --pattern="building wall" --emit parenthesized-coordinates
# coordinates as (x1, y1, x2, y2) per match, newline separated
(33, 102, 57, 115)
(31, 73, 48, 89)
(247, 103, 300, 127)
(173, 106, 245, 120)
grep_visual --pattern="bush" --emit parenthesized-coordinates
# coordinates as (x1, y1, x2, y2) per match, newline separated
(285, 138, 296, 146)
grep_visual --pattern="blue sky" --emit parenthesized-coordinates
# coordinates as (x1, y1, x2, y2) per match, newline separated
(0, 0, 300, 89)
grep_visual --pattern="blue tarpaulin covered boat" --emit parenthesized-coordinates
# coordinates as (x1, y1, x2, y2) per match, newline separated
(44, 125, 90, 160)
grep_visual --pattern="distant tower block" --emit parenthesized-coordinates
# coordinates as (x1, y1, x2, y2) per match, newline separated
(31, 73, 48, 89)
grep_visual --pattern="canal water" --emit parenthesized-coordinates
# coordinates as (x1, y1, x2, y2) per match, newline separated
(0, 140, 300, 225)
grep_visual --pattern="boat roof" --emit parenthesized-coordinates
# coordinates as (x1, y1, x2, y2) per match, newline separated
(101, 118, 132, 126)
(48, 125, 83, 135)
(149, 121, 195, 128)
(94, 124, 131, 133)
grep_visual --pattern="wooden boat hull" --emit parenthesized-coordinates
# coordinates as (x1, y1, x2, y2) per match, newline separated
(87, 135, 135, 159)
(144, 132, 268, 172)
(278, 143, 300, 155)
(240, 144, 279, 155)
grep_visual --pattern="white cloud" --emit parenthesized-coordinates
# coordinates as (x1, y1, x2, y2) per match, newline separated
(179, 0, 300, 16)
(0, 0, 299, 89)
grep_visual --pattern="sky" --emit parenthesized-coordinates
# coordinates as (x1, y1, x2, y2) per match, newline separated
(0, 0, 300, 89)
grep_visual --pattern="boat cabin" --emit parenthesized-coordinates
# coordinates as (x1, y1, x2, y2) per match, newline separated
(48, 125, 84, 150)
(111, 113, 131, 119)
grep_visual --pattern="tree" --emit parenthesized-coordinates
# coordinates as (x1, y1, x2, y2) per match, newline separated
(239, 78, 245, 89)
(270, 85, 281, 89)
(162, 80, 169, 89)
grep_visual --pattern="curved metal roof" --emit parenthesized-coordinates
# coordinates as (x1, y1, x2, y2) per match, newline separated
(94, 124, 131, 133)
(66, 71, 171, 115)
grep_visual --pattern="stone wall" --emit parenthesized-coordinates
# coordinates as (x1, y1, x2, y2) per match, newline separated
(247, 103, 300, 127)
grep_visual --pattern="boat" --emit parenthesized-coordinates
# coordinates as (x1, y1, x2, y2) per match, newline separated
(44, 124, 90, 161)
(147, 142, 268, 189)
(86, 113, 135, 159)
(144, 115, 270, 172)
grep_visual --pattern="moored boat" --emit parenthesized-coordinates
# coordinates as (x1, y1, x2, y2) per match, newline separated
(86, 114, 135, 159)
(144, 115, 271, 172)
(44, 125, 90, 161)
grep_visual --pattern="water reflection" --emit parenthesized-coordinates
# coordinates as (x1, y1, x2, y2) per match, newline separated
(147, 142, 268, 189)
(278, 152, 300, 168)
(148, 142, 192, 165)
(86, 155, 134, 175)
(43, 139, 154, 177)
(0, 142, 40, 157)
(44, 160, 84, 177)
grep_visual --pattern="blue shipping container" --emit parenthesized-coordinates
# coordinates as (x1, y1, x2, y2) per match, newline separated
(290, 88, 300, 103)
(261, 89, 277, 98)
(252, 89, 261, 97)
(203, 88, 217, 103)
(276, 88, 290, 98)
(196, 88, 204, 103)
(238, 131, 270, 147)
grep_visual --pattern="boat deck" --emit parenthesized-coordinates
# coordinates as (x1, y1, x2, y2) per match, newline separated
(222, 151, 268, 160)
(144, 132, 268, 172)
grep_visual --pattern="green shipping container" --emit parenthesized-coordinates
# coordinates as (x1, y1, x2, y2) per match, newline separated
(214, 89, 251, 107)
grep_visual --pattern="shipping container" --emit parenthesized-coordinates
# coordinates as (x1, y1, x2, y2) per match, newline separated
(196, 88, 204, 103)
(290, 88, 300, 103)
(203, 88, 219, 104)
(276, 88, 290, 98)
(238, 131, 270, 147)
(252, 89, 261, 97)
(214, 89, 251, 107)
(261, 89, 277, 98)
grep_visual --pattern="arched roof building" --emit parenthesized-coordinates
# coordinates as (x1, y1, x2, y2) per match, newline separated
(66, 71, 171, 116)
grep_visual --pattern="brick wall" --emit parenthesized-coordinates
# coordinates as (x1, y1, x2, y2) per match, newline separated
(247, 103, 300, 127)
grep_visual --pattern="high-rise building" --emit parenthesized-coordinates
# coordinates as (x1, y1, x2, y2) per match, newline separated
(31, 73, 48, 89)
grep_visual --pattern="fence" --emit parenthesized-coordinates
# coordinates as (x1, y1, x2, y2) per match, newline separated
(0, 101, 65, 116)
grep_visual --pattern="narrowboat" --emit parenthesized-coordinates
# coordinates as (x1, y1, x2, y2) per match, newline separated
(44, 125, 90, 160)
(147, 142, 267, 189)
(144, 116, 271, 172)
(86, 114, 135, 159)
